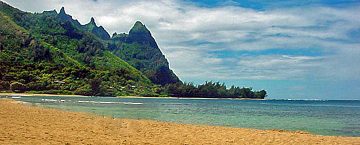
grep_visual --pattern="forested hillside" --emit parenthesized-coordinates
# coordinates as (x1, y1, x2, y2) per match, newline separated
(0, 1, 266, 99)
(0, 1, 158, 96)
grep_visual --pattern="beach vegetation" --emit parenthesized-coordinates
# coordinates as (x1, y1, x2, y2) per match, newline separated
(164, 81, 267, 99)
(10, 82, 26, 93)
(0, 81, 10, 90)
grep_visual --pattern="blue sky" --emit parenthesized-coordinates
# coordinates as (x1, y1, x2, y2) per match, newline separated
(3, 0, 360, 100)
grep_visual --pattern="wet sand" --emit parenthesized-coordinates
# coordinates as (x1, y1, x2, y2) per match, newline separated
(0, 99, 359, 145)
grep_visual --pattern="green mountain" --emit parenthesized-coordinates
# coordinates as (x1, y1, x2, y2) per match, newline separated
(83, 17, 110, 40)
(0, 1, 266, 99)
(0, 1, 158, 96)
(109, 21, 180, 85)
(55, 6, 179, 86)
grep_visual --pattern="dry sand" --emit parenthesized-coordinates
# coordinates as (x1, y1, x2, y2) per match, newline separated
(0, 99, 359, 145)
(0, 93, 86, 97)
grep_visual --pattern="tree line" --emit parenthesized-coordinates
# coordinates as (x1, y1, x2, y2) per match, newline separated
(164, 81, 267, 99)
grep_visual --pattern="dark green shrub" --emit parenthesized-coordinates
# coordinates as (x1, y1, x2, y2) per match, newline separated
(10, 82, 27, 93)
(0, 81, 10, 90)
(74, 84, 92, 96)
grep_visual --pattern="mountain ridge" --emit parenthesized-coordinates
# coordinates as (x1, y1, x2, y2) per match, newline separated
(0, 1, 158, 96)
(54, 6, 180, 85)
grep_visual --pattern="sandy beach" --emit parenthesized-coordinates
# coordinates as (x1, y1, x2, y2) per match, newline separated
(0, 99, 359, 145)
(0, 93, 88, 97)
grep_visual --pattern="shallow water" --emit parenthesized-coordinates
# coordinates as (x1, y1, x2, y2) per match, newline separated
(11, 96, 360, 136)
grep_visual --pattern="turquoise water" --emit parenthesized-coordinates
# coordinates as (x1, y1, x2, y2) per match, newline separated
(11, 96, 360, 136)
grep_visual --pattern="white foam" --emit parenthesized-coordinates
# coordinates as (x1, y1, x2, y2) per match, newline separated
(41, 99, 58, 102)
(97, 102, 118, 104)
(77, 100, 96, 103)
(76, 100, 143, 105)
(122, 102, 143, 105)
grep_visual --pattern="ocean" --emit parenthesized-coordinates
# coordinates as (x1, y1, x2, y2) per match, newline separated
(10, 96, 360, 136)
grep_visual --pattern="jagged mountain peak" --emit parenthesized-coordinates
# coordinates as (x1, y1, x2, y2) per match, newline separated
(89, 17, 96, 26)
(134, 21, 145, 28)
(110, 20, 181, 85)
(130, 21, 150, 34)
(126, 21, 157, 48)
(59, 7, 66, 14)
(112, 32, 118, 37)
(84, 17, 110, 40)
(57, 7, 109, 40)
(57, 6, 78, 24)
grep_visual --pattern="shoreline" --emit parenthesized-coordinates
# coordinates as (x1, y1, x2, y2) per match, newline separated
(0, 92, 266, 100)
(0, 99, 359, 144)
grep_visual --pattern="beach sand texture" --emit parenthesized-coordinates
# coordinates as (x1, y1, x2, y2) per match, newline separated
(0, 99, 359, 145)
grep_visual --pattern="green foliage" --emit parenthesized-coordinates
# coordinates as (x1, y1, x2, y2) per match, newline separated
(0, 81, 10, 90)
(28, 90, 73, 95)
(74, 84, 92, 96)
(90, 78, 102, 95)
(255, 90, 267, 99)
(164, 81, 267, 99)
(10, 82, 26, 93)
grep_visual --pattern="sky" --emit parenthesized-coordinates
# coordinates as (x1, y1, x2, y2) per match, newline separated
(2, 0, 360, 100)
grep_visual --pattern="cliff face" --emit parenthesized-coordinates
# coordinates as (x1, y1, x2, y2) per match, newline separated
(110, 21, 180, 85)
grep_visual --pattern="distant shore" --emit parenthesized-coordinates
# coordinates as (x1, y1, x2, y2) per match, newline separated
(0, 99, 359, 145)
(0, 92, 266, 100)
(0, 93, 160, 98)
